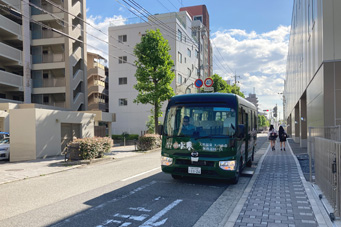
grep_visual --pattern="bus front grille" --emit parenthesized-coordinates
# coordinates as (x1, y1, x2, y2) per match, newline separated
(175, 159, 215, 167)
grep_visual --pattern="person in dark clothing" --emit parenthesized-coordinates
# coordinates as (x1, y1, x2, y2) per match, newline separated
(278, 125, 287, 151)
(268, 124, 277, 151)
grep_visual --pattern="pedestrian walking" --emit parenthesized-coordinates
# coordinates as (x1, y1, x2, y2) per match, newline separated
(278, 125, 287, 151)
(268, 124, 277, 151)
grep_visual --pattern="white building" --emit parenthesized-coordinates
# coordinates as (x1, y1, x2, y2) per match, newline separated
(108, 11, 208, 135)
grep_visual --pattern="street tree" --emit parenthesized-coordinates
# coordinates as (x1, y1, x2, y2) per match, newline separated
(210, 74, 244, 97)
(134, 29, 175, 133)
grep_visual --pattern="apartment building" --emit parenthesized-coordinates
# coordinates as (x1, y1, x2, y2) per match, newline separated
(108, 9, 209, 134)
(87, 52, 108, 112)
(0, 0, 88, 110)
(180, 5, 213, 78)
(285, 0, 341, 146)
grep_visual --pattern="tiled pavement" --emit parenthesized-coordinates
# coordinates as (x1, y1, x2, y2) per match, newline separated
(231, 142, 331, 227)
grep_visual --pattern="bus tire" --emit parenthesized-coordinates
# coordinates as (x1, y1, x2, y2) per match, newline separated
(171, 174, 182, 180)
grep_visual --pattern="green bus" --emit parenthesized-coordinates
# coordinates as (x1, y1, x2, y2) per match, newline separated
(160, 93, 257, 183)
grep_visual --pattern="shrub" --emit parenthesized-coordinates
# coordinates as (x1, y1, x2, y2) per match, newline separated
(137, 134, 161, 151)
(111, 134, 139, 140)
(70, 137, 114, 160)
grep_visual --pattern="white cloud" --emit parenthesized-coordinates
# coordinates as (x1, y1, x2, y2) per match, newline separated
(211, 25, 290, 116)
(86, 15, 127, 60)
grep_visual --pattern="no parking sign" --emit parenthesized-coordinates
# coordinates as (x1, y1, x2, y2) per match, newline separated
(194, 79, 203, 88)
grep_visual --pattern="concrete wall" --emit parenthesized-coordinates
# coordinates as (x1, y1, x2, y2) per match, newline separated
(9, 108, 94, 162)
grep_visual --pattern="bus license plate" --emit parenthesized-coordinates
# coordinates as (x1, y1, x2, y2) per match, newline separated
(188, 167, 201, 174)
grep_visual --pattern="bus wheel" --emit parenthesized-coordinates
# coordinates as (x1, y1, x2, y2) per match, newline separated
(171, 174, 182, 180)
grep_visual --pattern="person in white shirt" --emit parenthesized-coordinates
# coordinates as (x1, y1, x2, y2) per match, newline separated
(268, 124, 277, 151)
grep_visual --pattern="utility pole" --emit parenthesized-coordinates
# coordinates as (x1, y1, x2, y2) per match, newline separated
(234, 71, 240, 85)
(197, 26, 201, 93)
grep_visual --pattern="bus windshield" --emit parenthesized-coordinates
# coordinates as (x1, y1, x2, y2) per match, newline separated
(164, 104, 236, 137)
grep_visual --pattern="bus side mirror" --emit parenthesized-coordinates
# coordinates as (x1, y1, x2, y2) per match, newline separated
(237, 125, 245, 138)
(157, 125, 163, 135)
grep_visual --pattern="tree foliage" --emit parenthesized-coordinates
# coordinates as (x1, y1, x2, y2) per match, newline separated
(210, 74, 245, 97)
(134, 29, 175, 133)
(258, 115, 269, 127)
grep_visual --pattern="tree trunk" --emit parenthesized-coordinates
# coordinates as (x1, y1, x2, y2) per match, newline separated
(154, 103, 158, 134)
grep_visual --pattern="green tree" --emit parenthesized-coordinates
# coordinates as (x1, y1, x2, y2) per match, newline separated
(209, 74, 244, 97)
(134, 29, 175, 134)
(211, 74, 231, 93)
(230, 84, 245, 98)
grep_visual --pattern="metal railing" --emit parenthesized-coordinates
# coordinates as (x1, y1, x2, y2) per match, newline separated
(308, 126, 341, 217)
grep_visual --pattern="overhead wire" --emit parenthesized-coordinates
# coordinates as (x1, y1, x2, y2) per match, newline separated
(125, 0, 198, 48)
(0, 3, 138, 67)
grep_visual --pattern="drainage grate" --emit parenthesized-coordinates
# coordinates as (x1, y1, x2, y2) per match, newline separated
(5, 169, 24, 171)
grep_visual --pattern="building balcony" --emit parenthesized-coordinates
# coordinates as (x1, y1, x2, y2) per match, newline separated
(32, 86, 66, 95)
(2, 0, 20, 10)
(88, 102, 108, 112)
(0, 42, 22, 65)
(87, 67, 105, 78)
(88, 85, 107, 96)
(32, 54, 65, 70)
(0, 70, 23, 90)
(0, 14, 22, 40)
(32, 77, 65, 88)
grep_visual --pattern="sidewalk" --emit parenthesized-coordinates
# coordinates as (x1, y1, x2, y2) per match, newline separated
(0, 145, 140, 185)
(225, 140, 334, 227)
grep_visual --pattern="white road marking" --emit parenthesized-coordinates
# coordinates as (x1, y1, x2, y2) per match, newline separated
(119, 222, 131, 226)
(121, 167, 161, 182)
(154, 197, 161, 201)
(139, 199, 183, 227)
(129, 207, 151, 212)
(53, 181, 157, 227)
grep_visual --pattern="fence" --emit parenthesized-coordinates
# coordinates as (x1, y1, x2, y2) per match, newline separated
(308, 126, 341, 217)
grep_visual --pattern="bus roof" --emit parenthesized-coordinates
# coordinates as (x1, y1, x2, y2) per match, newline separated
(168, 93, 256, 110)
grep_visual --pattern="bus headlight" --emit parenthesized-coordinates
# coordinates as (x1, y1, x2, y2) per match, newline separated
(219, 160, 236, 171)
(161, 156, 173, 166)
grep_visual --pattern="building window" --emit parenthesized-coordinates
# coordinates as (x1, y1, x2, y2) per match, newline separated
(118, 35, 127, 43)
(195, 50, 198, 59)
(187, 68, 191, 76)
(43, 73, 49, 79)
(178, 29, 182, 41)
(187, 48, 191, 57)
(184, 57, 186, 63)
(119, 77, 127, 85)
(194, 15, 203, 22)
(43, 95, 49, 103)
(177, 74, 182, 84)
(178, 52, 182, 63)
(119, 56, 127, 64)
(119, 98, 127, 106)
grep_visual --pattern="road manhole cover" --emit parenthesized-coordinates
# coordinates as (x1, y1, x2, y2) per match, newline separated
(5, 169, 24, 171)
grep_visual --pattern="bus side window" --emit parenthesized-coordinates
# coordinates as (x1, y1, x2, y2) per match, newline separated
(238, 107, 243, 124)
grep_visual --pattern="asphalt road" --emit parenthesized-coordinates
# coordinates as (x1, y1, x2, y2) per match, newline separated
(0, 134, 268, 227)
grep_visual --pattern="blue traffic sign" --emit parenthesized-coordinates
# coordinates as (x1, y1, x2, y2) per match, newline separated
(194, 79, 203, 88)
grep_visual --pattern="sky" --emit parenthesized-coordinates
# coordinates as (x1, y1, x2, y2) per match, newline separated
(86, 0, 294, 119)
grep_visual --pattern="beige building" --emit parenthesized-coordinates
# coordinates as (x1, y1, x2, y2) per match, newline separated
(285, 0, 341, 146)
(87, 52, 108, 112)
(0, 0, 88, 110)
